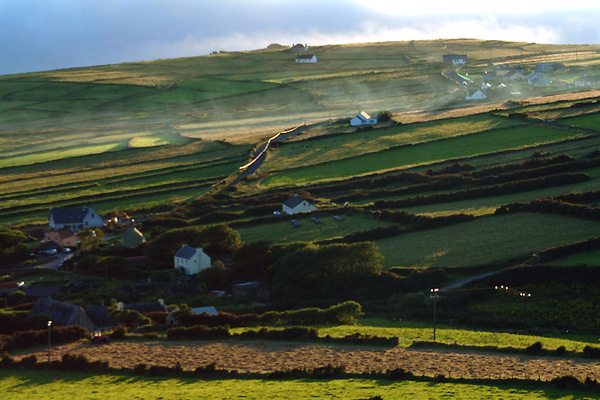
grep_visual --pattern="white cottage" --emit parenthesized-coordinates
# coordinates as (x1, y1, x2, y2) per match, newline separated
(465, 88, 487, 100)
(295, 54, 317, 63)
(442, 54, 468, 66)
(174, 245, 211, 275)
(350, 111, 378, 126)
(282, 195, 317, 215)
(49, 206, 103, 231)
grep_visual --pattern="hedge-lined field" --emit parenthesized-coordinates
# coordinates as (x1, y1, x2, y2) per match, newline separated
(261, 124, 583, 187)
(235, 213, 396, 244)
(376, 212, 600, 268)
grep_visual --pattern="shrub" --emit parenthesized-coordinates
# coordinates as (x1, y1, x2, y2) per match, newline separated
(525, 341, 544, 355)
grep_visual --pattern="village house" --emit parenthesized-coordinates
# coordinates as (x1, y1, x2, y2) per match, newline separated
(282, 194, 317, 215)
(41, 228, 79, 248)
(28, 297, 101, 332)
(118, 299, 167, 313)
(174, 245, 211, 275)
(49, 206, 103, 231)
(442, 54, 467, 66)
(505, 69, 528, 81)
(350, 111, 378, 126)
(295, 54, 317, 63)
(528, 72, 551, 86)
(465, 88, 487, 100)
(121, 226, 144, 248)
(575, 74, 600, 87)
(535, 62, 565, 72)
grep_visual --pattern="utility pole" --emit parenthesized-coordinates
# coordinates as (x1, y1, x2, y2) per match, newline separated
(431, 288, 439, 342)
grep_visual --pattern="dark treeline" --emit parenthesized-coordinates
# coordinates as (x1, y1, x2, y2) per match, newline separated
(495, 198, 600, 221)
(371, 173, 589, 209)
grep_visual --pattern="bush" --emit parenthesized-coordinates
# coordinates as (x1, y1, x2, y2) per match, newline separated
(525, 341, 543, 355)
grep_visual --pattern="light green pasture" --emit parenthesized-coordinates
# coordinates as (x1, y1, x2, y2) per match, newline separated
(375, 212, 600, 268)
(0, 370, 582, 400)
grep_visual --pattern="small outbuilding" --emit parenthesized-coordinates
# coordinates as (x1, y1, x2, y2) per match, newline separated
(121, 226, 144, 248)
(350, 111, 378, 126)
(282, 194, 317, 215)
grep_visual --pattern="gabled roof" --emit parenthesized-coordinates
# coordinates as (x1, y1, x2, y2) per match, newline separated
(296, 54, 315, 59)
(122, 227, 143, 239)
(191, 306, 218, 315)
(357, 111, 371, 121)
(283, 195, 307, 209)
(175, 245, 199, 259)
(50, 207, 91, 224)
(29, 297, 79, 325)
(83, 306, 113, 329)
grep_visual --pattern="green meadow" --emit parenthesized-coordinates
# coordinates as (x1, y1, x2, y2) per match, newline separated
(0, 370, 589, 400)
(375, 212, 600, 269)
(261, 124, 583, 187)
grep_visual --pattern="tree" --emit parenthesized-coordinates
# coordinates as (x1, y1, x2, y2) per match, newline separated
(78, 228, 104, 252)
(274, 242, 383, 299)
(0, 228, 29, 266)
(231, 241, 273, 283)
(197, 260, 232, 291)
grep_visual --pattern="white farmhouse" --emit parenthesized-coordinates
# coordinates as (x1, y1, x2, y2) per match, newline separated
(465, 88, 487, 100)
(442, 54, 468, 66)
(295, 54, 317, 63)
(49, 206, 103, 231)
(282, 195, 317, 215)
(174, 245, 211, 275)
(350, 111, 378, 126)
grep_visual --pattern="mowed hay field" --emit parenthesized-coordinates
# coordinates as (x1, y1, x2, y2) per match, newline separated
(0, 370, 583, 400)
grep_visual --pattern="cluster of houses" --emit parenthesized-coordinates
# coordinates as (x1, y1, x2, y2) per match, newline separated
(40, 206, 145, 252)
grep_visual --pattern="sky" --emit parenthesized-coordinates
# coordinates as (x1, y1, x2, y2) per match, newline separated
(1, 0, 600, 75)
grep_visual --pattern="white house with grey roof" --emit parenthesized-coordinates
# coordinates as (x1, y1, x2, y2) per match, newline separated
(282, 194, 317, 215)
(295, 54, 317, 63)
(49, 206, 103, 231)
(174, 245, 211, 275)
(350, 111, 378, 126)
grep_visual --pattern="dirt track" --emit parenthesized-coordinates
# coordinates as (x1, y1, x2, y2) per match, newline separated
(14, 340, 600, 381)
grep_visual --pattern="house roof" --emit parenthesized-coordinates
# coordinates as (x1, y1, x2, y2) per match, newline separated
(466, 88, 485, 97)
(124, 301, 167, 313)
(356, 111, 371, 122)
(50, 207, 91, 224)
(191, 306, 218, 315)
(28, 297, 79, 326)
(175, 245, 200, 259)
(83, 306, 113, 329)
(122, 227, 143, 239)
(283, 195, 307, 209)
(296, 54, 315, 59)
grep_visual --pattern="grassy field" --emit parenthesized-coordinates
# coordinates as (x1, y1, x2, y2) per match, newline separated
(375, 212, 600, 268)
(261, 124, 584, 187)
(551, 249, 600, 266)
(0, 370, 589, 400)
(236, 213, 396, 244)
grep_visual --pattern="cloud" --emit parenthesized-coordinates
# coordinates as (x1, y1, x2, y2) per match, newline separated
(0, 0, 599, 75)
